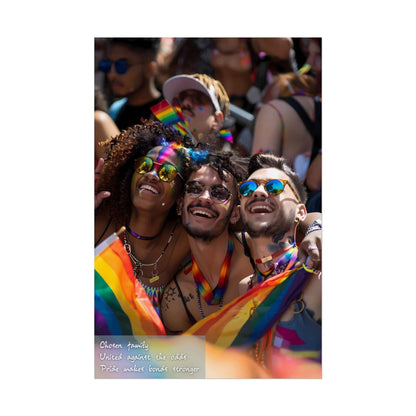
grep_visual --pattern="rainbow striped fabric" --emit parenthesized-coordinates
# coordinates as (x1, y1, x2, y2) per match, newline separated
(150, 100, 190, 136)
(184, 266, 312, 348)
(95, 233, 166, 336)
(218, 129, 233, 143)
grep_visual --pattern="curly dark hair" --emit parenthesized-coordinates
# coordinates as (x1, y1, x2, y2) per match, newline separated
(96, 120, 193, 228)
(188, 148, 249, 203)
(247, 153, 307, 203)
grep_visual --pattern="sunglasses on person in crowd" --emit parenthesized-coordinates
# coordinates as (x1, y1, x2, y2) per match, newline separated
(135, 157, 184, 182)
(98, 59, 138, 75)
(185, 180, 232, 203)
(239, 179, 301, 203)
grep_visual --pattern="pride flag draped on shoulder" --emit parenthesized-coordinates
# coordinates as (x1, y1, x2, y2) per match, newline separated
(184, 267, 312, 349)
(94, 232, 166, 336)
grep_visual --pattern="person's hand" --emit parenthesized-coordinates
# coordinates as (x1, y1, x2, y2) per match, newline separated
(95, 158, 110, 209)
(296, 229, 321, 274)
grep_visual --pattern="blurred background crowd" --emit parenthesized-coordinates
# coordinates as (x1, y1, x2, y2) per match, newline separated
(94, 37, 322, 212)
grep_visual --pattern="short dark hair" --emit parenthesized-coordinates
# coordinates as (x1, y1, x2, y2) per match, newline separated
(247, 153, 307, 204)
(106, 38, 160, 60)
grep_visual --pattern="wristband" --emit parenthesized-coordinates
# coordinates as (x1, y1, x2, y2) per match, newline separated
(305, 220, 322, 236)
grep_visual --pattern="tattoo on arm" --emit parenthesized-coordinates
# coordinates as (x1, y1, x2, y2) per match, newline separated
(184, 292, 194, 303)
(161, 286, 177, 312)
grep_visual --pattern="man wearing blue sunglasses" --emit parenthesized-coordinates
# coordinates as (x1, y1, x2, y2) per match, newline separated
(238, 152, 321, 363)
(99, 38, 162, 131)
(161, 150, 322, 345)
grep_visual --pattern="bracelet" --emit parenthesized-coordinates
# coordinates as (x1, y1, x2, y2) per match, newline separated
(305, 220, 322, 236)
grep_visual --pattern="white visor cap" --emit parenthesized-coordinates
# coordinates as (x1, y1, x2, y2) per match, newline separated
(163, 75, 221, 113)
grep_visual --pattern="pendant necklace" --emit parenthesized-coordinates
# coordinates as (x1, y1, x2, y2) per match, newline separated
(123, 221, 177, 283)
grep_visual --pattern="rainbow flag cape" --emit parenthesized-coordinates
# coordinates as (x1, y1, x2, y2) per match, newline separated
(184, 266, 312, 348)
(151, 100, 190, 136)
(95, 232, 166, 336)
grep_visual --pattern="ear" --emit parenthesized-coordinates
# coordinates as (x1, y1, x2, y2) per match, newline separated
(145, 61, 157, 78)
(176, 196, 184, 216)
(229, 204, 240, 225)
(211, 110, 224, 130)
(296, 204, 307, 222)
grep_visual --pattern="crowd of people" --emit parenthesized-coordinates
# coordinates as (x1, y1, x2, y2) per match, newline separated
(94, 37, 322, 378)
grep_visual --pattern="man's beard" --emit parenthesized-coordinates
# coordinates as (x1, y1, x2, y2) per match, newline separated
(242, 208, 297, 239)
(183, 208, 233, 242)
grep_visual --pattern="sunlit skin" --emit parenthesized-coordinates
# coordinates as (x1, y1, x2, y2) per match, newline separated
(174, 90, 223, 140)
(161, 165, 252, 333)
(179, 166, 236, 241)
(238, 166, 321, 324)
(130, 145, 183, 214)
(239, 168, 303, 241)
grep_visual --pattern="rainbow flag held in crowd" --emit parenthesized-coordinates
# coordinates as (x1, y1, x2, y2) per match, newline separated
(95, 231, 166, 336)
(184, 266, 312, 348)
(151, 100, 190, 136)
(218, 129, 233, 143)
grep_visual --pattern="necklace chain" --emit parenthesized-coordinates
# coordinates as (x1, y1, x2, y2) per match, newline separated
(123, 221, 177, 283)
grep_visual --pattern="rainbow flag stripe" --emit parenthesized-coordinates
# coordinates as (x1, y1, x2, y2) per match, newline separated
(219, 129, 233, 143)
(151, 100, 189, 136)
(95, 233, 166, 336)
(184, 267, 311, 348)
(151, 100, 181, 125)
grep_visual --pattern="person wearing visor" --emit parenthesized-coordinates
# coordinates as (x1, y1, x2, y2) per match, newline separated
(162, 73, 231, 150)
(98, 38, 162, 131)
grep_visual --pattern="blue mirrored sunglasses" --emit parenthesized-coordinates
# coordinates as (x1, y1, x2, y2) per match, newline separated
(239, 179, 301, 203)
(98, 59, 129, 75)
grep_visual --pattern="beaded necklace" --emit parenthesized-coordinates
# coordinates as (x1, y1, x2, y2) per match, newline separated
(197, 289, 224, 318)
(134, 277, 166, 317)
(191, 238, 233, 305)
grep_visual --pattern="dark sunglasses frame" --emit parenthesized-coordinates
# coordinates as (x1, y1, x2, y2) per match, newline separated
(98, 59, 129, 75)
(135, 156, 184, 182)
(185, 180, 232, 203)
(239, 179, 301, 203)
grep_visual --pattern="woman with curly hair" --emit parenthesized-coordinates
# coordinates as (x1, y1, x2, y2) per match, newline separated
(95, 121, 194, 315)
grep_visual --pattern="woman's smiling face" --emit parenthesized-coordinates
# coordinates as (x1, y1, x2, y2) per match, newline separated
(130, 145, 184, 212)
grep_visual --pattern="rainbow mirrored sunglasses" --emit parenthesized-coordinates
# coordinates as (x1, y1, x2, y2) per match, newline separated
(134, 156, 184, 183)
(239, 179, 301, 203)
